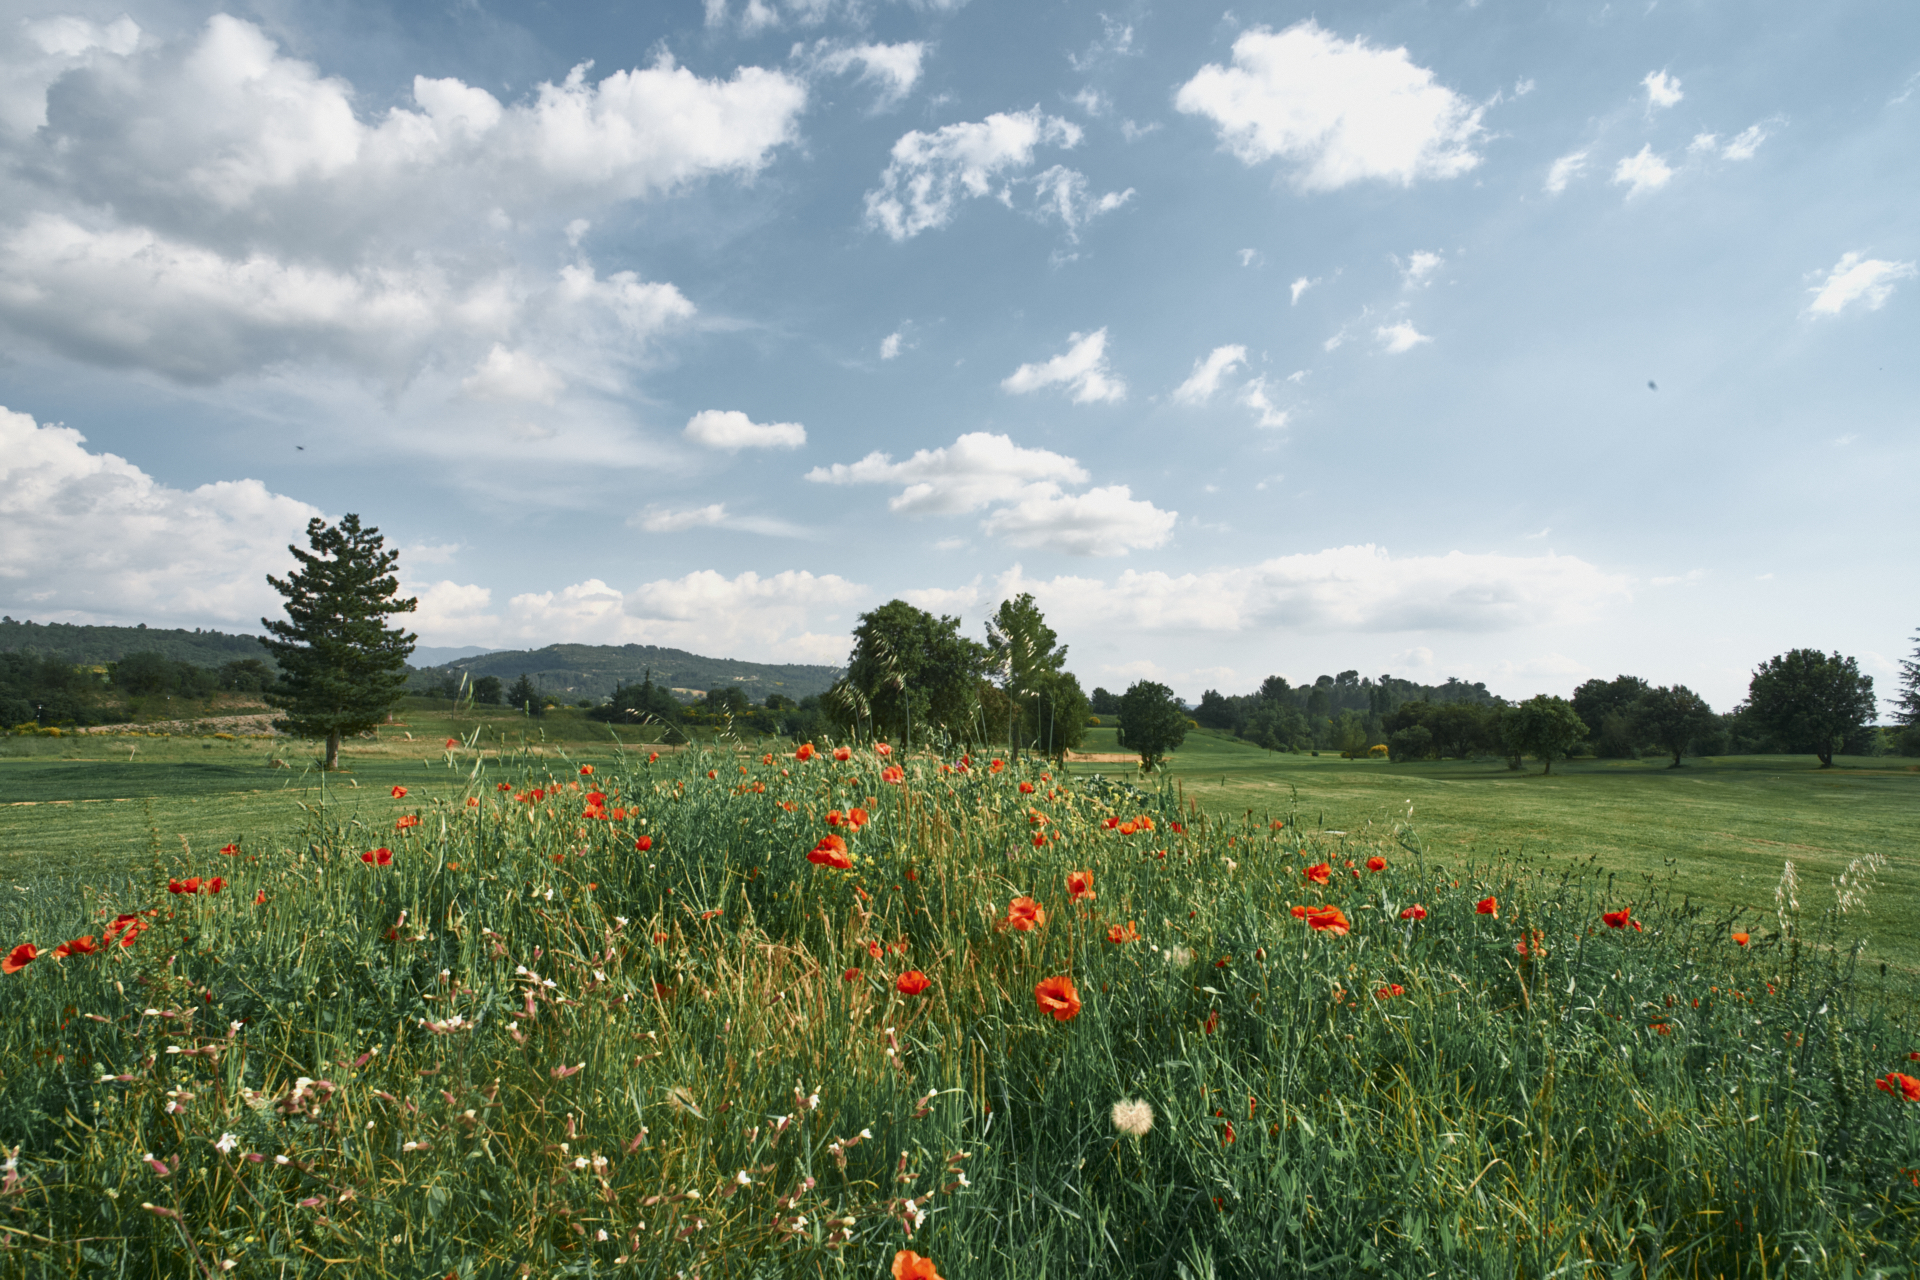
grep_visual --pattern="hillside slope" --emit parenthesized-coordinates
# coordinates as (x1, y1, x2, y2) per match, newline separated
(411, 643, 843, 703)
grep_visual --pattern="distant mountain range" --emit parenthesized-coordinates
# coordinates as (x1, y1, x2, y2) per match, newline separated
(0, 620, 842, 704)
(410, 643, 844, 703)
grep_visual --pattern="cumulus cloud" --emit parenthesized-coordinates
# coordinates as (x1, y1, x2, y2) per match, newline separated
(1174, 21, 1484, 191)
(1401, 250, 1443, 287)
(879, 331, 903, 359)
(0, 16, 787, 388)
(1025, 166, 1134, 238)
(863, 108, 1083, 240)
(1001, 329, 1126, 403)
(1544, 149, 1588, 193)
(806, 430, 1173, 556)
(1720, 123, 1769, 161)
(462, 345, 565, 404)
(683, 409, 807, 450)
(1642, 71, 1683, 110)
(996, 545, 1631, 635)
(1240, 376, 1289, 427)
(1290, 276, 1317, 304)
(981, 486, 1176, 556)
(413, 567, 862, 661)
(1807, 252, 1918, 315)
(1376, 321, 1432, 354)
(798, 39, 926, 110)
(0, 406, 323, 626)
(807, 432, 1086, 515)
(1611, 145, 1673, 197)
(1172, 344, 1248, 404)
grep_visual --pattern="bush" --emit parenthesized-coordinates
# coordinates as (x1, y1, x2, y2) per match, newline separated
(1388, 724, 1433, 762)
(1, 750, 1915, 1275)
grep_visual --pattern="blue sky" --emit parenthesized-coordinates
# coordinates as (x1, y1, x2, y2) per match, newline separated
(1, 0, 1914, 711)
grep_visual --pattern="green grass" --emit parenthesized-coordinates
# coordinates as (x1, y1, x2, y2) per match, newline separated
(1069, 728, 1920, 988)
(2, 743, 1918, 1276)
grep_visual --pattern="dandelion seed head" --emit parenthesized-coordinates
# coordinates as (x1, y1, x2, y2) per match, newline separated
(1111, 1098, 1155, 1137)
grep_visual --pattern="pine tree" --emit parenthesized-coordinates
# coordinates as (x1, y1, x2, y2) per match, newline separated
(1896, 629, 1920, 728)
(261, 515, 417, 770)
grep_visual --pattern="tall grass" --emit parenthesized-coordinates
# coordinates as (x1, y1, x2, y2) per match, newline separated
(1, 743, 1916, 1277)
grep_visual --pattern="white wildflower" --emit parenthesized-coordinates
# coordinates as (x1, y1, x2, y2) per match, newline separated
(1111, 1098, 1155, 1138)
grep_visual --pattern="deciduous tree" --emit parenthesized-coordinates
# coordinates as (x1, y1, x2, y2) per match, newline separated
(1632, 684, 1719, 767)
(1117, 680, 1188, 770)
(261, 515, 417, 770)
(1746, 649, 1876, 768)
(1507, 695, 1588, 775)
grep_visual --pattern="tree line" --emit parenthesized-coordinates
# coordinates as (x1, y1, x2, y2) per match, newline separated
(0, 651, 274, 728)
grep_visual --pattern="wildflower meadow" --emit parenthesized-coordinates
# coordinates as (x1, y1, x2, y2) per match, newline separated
(1, 740, 1917, 1277)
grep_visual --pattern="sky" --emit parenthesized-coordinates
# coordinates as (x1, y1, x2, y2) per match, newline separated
(0, 0, 1915, 712)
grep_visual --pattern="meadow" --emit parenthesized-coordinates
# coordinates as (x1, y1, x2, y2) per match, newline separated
(1, 718, 1918, 1276)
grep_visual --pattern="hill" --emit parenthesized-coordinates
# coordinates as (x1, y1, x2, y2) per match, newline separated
(409, 642, 843, 703)
(0, 617, 275, 669)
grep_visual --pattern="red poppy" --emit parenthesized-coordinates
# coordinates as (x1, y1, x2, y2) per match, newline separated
(168, 877, 202, 894)
(52, 935, 97, 959)
(875, 743, 892, 757)
(1304, 906, 1351, 937)
(1399, 904, 1427, 920)
(395, 814, 420, 831)
(830, 746, 851, 762)
(843, 968, 861, 982)
(361, 847, 393, 867)
(1169, 820, 1184, 833)
(1003, 896, 1047, 932)
(391, 786, 408, 798)
(648, 752, 660, 764)
(1067, 870, 1095, 902)
(893, 1250, 944, 1280)
(579, 764, 594, 776)
(1876, 1072, 1920, 1102)
(848, 807, 870, 828)
(219, 842, 240, 856)
(1203, 1010, 1220, 1035)
(1476, 896, 1499, 916)
(635, 835, 653, 852)
(1034, 974, 1081, 1022)
(1375, 983, 1406, 1000)
(104, 914, 145, 946)
(1290, 905, 1308, 918)
(1651, 1022, 1673, 1036)
(1732, 932, 1750, 946)
(2, 943, 37, 974)
(1018, 781, 1036, 794)
(896, 970, 931, 996)
(1032, 832, 1049, 848)
(1106, 920, 1140, 944)
(1366, 856, 1386, 872)
(796, 744, 816, 761)
(808, 835, 853, 870)
(1602, 907, 1642, 931)
(255, 890, 267, 905)
(207, 876, 225, 894)
(882, 765, 905, 784)
(1103, 816, 1120, 830)
(989, 758, 1005, 774)
(1218, 1118, 1235, 1144)
(1118, 822, 1137, 836)
(1305, 863, 1332, 886)
(826, 809, 846, 827)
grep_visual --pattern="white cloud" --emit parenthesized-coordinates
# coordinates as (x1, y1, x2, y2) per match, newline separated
(800, 40, 926, 110)
(1174, 21, 1485, 191)
(1239, 249, 1263, 267)
(1001, 329, 1126, 403)
(996, 545, 1631, 635)
(683, 409, 807, 450)
(807, 430, 1172, 556)
(428, 568, 862, 662)
(462, 345, 565, 404)
(1172, 344, 1248, 403)
(1240, 376, 1289, 427)
(2, 14, 140, 134)
(863, 109, 1083, 240)
(1642, 71, 1684, 110)
(1025, 166, 1134, 237)
(807, 431, 1087, 515)
(1376, 322, 1432, 354)
(1720, 123, 1769, 161)
(1689, 132, 1719, 154)
(901, 578, 981, 612)
(1290, 275, 1317, 304)
(1807, 252, 1918, 316)
(632, 503, 806, 536)
(1544, 149, 1587, 193)
(0, 406, 322, 626)
(1119, 119, 1161, 142)
(638, 503, 729, 532)
(1072, 88, 1110, 117)
(1650, 569, 1705, 587)
(879, 331, 903, 359)
(1611, 145, 1673, 197)
(1401, 250, 1443, 287)
(982, 486, 1176, 556)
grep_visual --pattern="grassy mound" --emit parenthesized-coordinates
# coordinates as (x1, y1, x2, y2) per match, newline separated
(1, 745, 1916, 1277)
